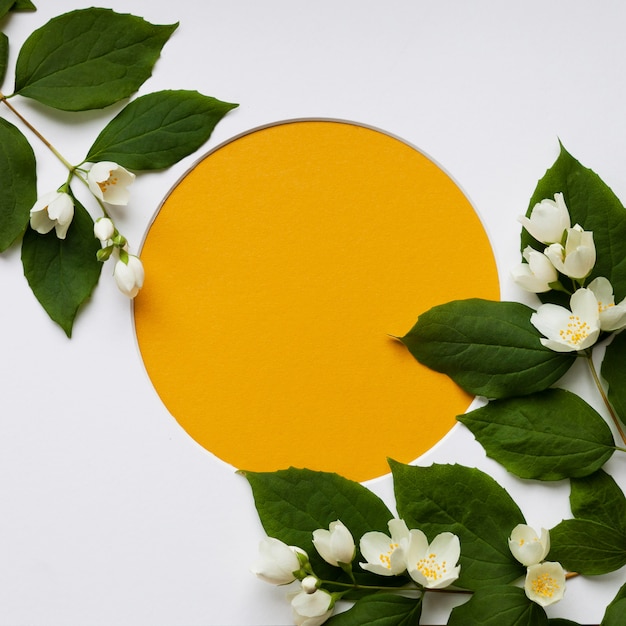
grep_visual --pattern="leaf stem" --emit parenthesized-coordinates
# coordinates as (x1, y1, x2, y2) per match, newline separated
(0, 92, 75, 171)
(585, 352, 626, 446)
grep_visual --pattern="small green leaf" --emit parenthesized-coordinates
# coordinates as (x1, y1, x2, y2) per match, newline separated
(10, 0, 36, 10)
(0, 117, 37, 251)
(601, 332, 626, 425)
(448, 586, 547, 626)
(458, 389, 615, 480)
(390, 461, 526, 590)
(21, 195, 102, 336)
(84, 90, 238, 170)
(549, 519, 626, 575)
(240, 467, 394, 582)
(523, 144, 626, 303)
(0, 32, 8, 86)
(14, 8, 177, 111)
(570, 470, 626, 535)
(601, 582, 626, 626)
(326, 593, 422, 626)
(399, 299, 576, 399)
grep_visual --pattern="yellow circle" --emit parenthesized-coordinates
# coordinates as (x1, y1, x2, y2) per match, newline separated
(134, 120, 498, 482)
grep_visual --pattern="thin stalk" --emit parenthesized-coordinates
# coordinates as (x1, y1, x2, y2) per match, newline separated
(0, 92, 74, 171)
(585, 352, 626, 446)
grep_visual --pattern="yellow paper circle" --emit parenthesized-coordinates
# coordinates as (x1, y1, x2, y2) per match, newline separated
(134, 120, 499, 482)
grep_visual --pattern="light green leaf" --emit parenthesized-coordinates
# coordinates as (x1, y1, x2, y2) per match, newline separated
(0, 117, 36, 251)
(21, 195, 102, 336)
(14, 8, 177, 111)
(522, 144, 626, 304)
(601, 582, 626, 626)
(448, 586, 547, 626)
(240, 467, 394, 584)
(326, 593, 422, 626)
(549, 519, 626, 575)
(0, 32, 8, 88)
(84, 90, 238, 170)
(458, 389, 615, 480)
(570, 470, 626, 535)
(601, 332, 626, 426)
(389, 461, 526, 590)
(399, 299, 576, 399)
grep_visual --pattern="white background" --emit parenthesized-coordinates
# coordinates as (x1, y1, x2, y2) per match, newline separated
(2, 1, 626, 624)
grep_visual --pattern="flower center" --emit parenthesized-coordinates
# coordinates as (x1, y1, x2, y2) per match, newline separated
(378, 542, 399, 569)
(597, 300, 615, 313)
(98, 175, 118, 193)
(531, 572, 560, 598)
(416, 552, 447, 581)
(558, 315, 590, 346)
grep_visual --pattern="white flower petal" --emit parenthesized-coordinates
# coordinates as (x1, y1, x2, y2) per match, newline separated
(313, 520, 355, 566)
(406, 529, 460, 589)
(87, 161, 135, 206)
(29, 191, 74, 239)
(519, 193, 571, 244)
(524, 561, 566, 607)
(291, 589, 333, 618)
(509, 524, 550, 566)
(113, 254, 145, 298)
(251, 537, 302, 585)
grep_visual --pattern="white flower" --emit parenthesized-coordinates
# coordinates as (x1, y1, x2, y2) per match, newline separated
(250, 537, 305, 585)
(359, 518, 410, 576)
(312, 520, 355, 567)
(290, 588, 333, 626)
(113, 253, 145, 298)
(511, 247, 559, 293)
(508, 524, 550, 566)
(524, 561, 566, 607)
(406, 529, 461, 589)
(588, 277, 626, 332)
(87, 161, 135, 205)
(29, 190, 74, 239)
(519, 193, 571, 244)
(94, 217, 115, 242)
(545, 224, 596, 280)
(530, 288, 601, 352)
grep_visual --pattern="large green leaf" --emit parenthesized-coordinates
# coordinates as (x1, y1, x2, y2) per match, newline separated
(84, 90, 238, 170)
(390, 461, 526, 590)
(21, 195, 102, 336)
(522, 144, 626, 303)
(0, 32, 8, 95)
(327, 593, 422, 626)
(14, 8, 177, 111)
(570, 470, 626, 535)
(240, 467, 394, 584)
(0, 117, 36, 251)
(448, 586, 547, 626)
(458, 389, 615, 480)
(399, 299, 576, 399)
(549, 518, 626, 575)
(601, 582, 626, 626)
(601, 331, 626, 426)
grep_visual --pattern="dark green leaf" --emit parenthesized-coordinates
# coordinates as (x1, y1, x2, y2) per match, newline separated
(21, 195, 102, 336)
(0, 0, 13, 20)
(0, 32, 8, 87)
(14, 8, 177, 111)
(10, 0, 36, 10)
(0, 117, 36, 251)
(448, 586, 547, 626)
(399, 299, 576, 399)
(601, 582, 626, 626)
(570, 470, 626, 534)
(240, 467, 394, 583)
(522, 144, 626, 303)
(548, 620, 581, 626)
(327, 593, 422, 626)
(549, 519, 626, 575)
(84, 90, 238, 170)
(601, 332, 626, 426)
(458, 389, 615, 480)
(390, 461, 526, 590)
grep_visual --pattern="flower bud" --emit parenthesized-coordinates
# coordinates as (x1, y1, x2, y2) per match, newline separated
(94, 217, 115, 242)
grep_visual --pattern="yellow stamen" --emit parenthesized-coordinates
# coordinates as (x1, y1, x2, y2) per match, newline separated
(531, 572, 560, 598)
(416, 553, 448, 581)
(558, 315, 590, 346)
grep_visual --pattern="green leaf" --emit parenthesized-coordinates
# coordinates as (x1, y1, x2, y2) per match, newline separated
(549, 518, 626, 575)
(601, 582, 626, 626)
(458, 388, 615, 480)
(389, 461, 526, 590)
(240, 467, 394, 582)
(84, 90, 238, 170)
(326, 593, 422, 626)
(522, 144, 626, 303)
(14, 8, 177, 111)
(548, 621, 581, 626)
(10, 0, 36, 10)
(0, 117, 36, 251)
(570, 470, 626, 534)
(601, 331, 626, 425)
(0, 0, 14, 20)
(21, 195, 102, 336)
(399, 299, 576, 399)
(0, 32, 8, 86)
(448, 586, 547, 626)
